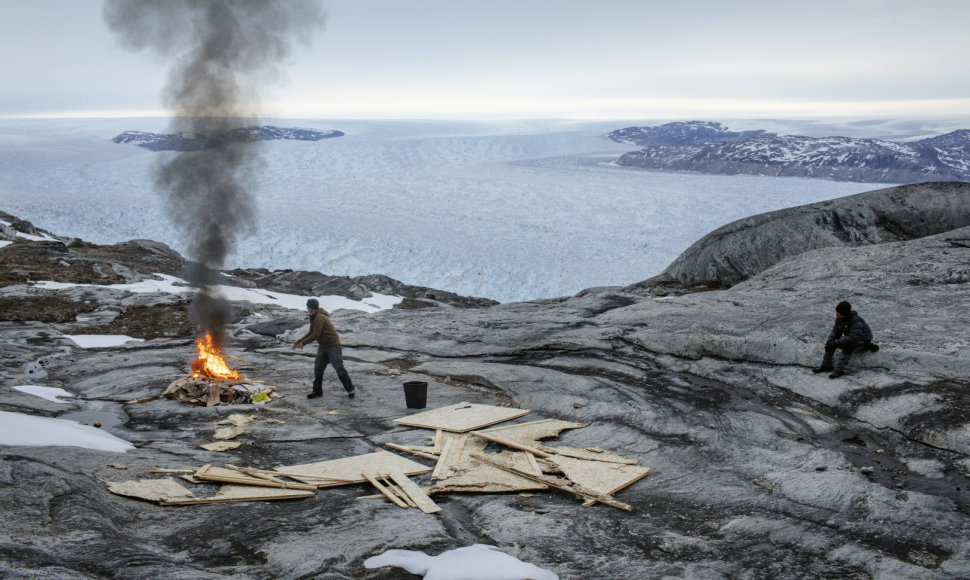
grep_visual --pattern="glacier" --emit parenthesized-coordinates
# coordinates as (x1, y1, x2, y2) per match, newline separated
(0, 118, 887, 303)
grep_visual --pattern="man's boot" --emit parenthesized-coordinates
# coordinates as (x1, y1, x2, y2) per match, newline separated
(829, 369, 845, 379)
(812, 363, 834, 374)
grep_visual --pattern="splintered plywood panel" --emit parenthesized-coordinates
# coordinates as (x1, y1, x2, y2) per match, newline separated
(388, 472, 442, 514)
(275, 450, 432, 487)
(393, 402, 531, 433)
(476, 418, 587, 446)
(543, 446, 639, 465)
(193, 465, 316, 490)
(547, 455, 650, 497)
(160, 484, 314, 505)
(430, 436, 547, 494)
(105, 477, 197, 503)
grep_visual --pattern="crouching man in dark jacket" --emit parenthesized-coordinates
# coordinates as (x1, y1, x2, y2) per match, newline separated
(813, 301, 879, 379)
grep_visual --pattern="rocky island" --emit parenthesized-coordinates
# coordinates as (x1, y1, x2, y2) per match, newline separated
(2, 181, 970, 579)
(113, 125, 345, 152)
(610, 121, 970, 184)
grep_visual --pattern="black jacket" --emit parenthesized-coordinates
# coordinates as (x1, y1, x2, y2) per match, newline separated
(830, 311, 873, 347)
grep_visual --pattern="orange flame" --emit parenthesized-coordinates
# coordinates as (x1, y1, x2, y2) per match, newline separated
(190, 332, 243, 380)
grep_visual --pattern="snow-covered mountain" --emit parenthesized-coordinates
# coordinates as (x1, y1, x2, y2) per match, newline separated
(608, 121, 774, 147)
(610, 122, 970, 183)
(112, 125, 344, 151)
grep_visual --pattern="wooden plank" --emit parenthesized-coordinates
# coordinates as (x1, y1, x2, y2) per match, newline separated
(433, 430, 443, 454)
(105, 477, 197, 503)
(543, 446, 640, 465)
(381, 475, 418, 508)
(393, 402, 531, 433)
(431, 437, 457, 480)
(469, 430, 551, 458)
(525, 452, 542, 476)
(387, 472, 442, 514)
(476, 418, 587, 442)
(472, 453, 636, 512)
(385, 443, 439, 461)
(276, 450, 432, 487)
(361, 471, 409, 508)
(148, 468, 195, 474)
(194, 465, 316, 491)
(161, 484, 314, 505)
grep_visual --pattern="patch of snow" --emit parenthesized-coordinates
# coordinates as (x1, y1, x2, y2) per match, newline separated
(11, 384, 76, 403)
(0, 240, 12, 248)
(33, 273, 402, 313)
(63, 334, 144, 348)
(363, 544, 558, 580)
(0, 410, 134, 452)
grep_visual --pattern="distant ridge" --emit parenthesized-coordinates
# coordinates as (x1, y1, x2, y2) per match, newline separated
(113, 126, 344, 152)
(608, 121, 970, 183)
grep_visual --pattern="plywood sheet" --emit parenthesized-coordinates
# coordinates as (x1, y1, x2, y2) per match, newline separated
(161, 484, 314, 505)
(547, 455, 650, 497)
(388, 472, 442, 514)
(105, 477, 196, 503)
(393, 402, 531, 433)
(476, 418, 587, 445)
(543, 446, 639, 465)
(275, 450, 432, 487)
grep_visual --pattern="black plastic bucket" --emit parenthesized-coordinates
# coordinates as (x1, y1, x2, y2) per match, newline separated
(403, 381, 428, 409)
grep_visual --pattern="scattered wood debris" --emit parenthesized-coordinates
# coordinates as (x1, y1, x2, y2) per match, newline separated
(383, 402, 650, 511)
(104, 402, 649, 514)
(214, 413, 258, 440)
(162, 376, 275, 407)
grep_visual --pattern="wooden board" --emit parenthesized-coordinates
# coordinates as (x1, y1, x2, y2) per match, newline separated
(393, 402, 531, 433)
(160, 484, 314, 505)
(546, 455, 650, 497)
(388, 472, 442, 514)
(105, 477, 197, 503)
(476, 418, 587, 445)
(192, 465, 316, 491)
(543, 446, 639, 465)
(275, 450, 432, 487)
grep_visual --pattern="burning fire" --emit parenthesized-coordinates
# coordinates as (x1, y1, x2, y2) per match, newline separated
(190, 332, 243, 380)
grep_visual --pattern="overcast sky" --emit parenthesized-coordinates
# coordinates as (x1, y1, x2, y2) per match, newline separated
(1, 0, 968, 120)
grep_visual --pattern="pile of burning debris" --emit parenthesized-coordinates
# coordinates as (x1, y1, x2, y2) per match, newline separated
(163, 333, 274, 407)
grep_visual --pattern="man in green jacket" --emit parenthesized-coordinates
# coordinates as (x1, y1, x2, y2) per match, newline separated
(292, 298, 356, 399)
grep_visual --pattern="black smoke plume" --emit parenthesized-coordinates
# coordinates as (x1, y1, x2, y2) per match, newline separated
(103, 0, 324, 347)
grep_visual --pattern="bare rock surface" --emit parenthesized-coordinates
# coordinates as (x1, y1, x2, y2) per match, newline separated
(629, 181, 970, 292)
(2, 190, 970, 578)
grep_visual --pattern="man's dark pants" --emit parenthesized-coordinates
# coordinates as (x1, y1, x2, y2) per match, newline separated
(313, 345, 354, 394)
(823, 341, 861, 372)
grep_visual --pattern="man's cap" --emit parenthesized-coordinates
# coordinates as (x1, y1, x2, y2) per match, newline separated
(836, 301, 852, 316)
(306, 298, 320, 310)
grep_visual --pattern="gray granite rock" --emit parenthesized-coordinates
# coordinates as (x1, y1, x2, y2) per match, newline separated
(627, 181, 970, 291)
(2, 188, 970, 578)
